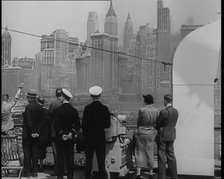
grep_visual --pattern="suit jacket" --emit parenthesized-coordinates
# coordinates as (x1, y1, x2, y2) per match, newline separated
(82, 101, 111, 142)
(156, 105, 178, 142)
(54, 102, 80, 142)
(49, 99, 62, 137)
(22, 101, 44, 139)
(39, 107, 51, 145)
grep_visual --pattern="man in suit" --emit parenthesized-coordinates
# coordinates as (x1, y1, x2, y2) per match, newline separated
(156, 94, 178, 179)
(82, 86, 111, 179)
(48, 88, 63, 175)
(22, 89, 44, 178)
(54, 88, 80, 179)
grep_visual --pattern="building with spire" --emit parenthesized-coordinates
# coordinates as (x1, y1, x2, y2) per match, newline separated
(104, 0, 118, 36)
(123, 13, 134, 53)
(2, 27, 12, 66)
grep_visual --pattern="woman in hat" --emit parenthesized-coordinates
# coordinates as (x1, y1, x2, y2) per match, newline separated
(135, 94, 159, 179)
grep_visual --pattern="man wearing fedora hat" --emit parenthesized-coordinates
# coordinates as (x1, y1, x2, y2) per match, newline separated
(22, 89, 45, 178)
(53, 88, 80, 179)
(156, 94, 178, 179)
(135, 94, 159, 179)
(82, 86, 111, 179)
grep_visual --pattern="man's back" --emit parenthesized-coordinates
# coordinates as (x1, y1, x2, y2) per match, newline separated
(22, 101, 44, 138)
(82, 101, 110, 142)
(156, 106, 178, 141)
(54, 103, 80, 136)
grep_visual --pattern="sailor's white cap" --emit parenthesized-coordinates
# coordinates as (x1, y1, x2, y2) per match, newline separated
(89, 86, 103, 96)
(62, 88, 73, 99)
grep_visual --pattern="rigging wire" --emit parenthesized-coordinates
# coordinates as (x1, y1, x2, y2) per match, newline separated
(2, 27, 172, 66)
(3, 27, 219, 87)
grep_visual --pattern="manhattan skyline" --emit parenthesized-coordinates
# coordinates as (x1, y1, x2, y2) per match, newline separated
(2, 0, 221, 59)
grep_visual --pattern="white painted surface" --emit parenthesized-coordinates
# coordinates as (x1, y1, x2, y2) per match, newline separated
(173, 19, 221, 176)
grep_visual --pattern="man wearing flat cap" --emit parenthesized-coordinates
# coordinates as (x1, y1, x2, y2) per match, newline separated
(82, 86, 111, 179)
(53, 88, 80, 179)
(22, 89, 45, 177)
(156, 94, 179, 179)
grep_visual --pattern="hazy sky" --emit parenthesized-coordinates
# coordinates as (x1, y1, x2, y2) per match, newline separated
(2, 0, 221, 59)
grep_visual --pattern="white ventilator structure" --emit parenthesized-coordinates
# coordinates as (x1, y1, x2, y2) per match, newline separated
(173, 19, 221, 176)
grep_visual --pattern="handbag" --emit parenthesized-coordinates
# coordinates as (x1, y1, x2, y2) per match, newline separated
(76, 129, 86, 153)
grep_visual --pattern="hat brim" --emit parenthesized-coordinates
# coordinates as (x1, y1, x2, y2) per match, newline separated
(26, 94, 36, 98)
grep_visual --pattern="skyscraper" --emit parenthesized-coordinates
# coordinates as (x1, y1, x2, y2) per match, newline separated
(157, 0, 170, 62)
(136, 24, 157, 96)
(90, 33, 111, 94)
(104, 0, 118, 36)
(156, 0, 172, 106)
(87, 11, 99, 43)
(40, 29, 78, 97)
(123, 13, 134, 53)
(86, 11, 99, 49)
(2, 27, 12, 66)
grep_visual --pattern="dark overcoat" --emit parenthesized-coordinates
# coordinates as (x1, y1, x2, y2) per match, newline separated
(22, 101, 44, 139)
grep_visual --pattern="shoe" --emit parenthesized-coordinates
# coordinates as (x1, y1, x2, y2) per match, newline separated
(136, 175, 144, 179)
(32, 173, 38, 178)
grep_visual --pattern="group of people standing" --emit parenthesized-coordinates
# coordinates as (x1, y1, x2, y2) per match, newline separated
(134, 93, 178, 179)
(2, 84, 178, 179)
(20, 86, 111, 179)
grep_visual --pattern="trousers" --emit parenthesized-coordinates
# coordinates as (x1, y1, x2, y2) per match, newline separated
(56, 140, 74, 179)
(22, 138, 39, 174)
(157, 141, 177, 179)
(85, 141, 107, 179)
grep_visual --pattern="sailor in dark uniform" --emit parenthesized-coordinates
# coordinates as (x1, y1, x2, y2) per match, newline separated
(54, 88, 80, 179)
(82, 86, 111, 179)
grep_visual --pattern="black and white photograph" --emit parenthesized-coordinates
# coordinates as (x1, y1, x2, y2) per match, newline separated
(1, 0, 221, 179)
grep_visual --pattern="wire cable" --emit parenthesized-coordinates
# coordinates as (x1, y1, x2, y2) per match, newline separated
(2, 27, 172, 66)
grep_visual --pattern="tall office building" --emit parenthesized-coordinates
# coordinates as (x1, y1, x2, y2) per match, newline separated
(75, 54, 90, 93)
(2, 67, 22, 97)
(123, 13, 134, 53)
(90, 33, 111, 94)
(2, 27, 12, 66)
(104, 0, 118, 36)
(40, 29, 78, 97)
(156, 0, 172, 106)
(136, 24, 157, 96)
(157, 0, 170, 62)
(87, 11, 99, 45)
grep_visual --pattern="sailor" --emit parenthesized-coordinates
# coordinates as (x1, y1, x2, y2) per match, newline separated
(54, 88, 80, 179)
(82, 86, 111, 179)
